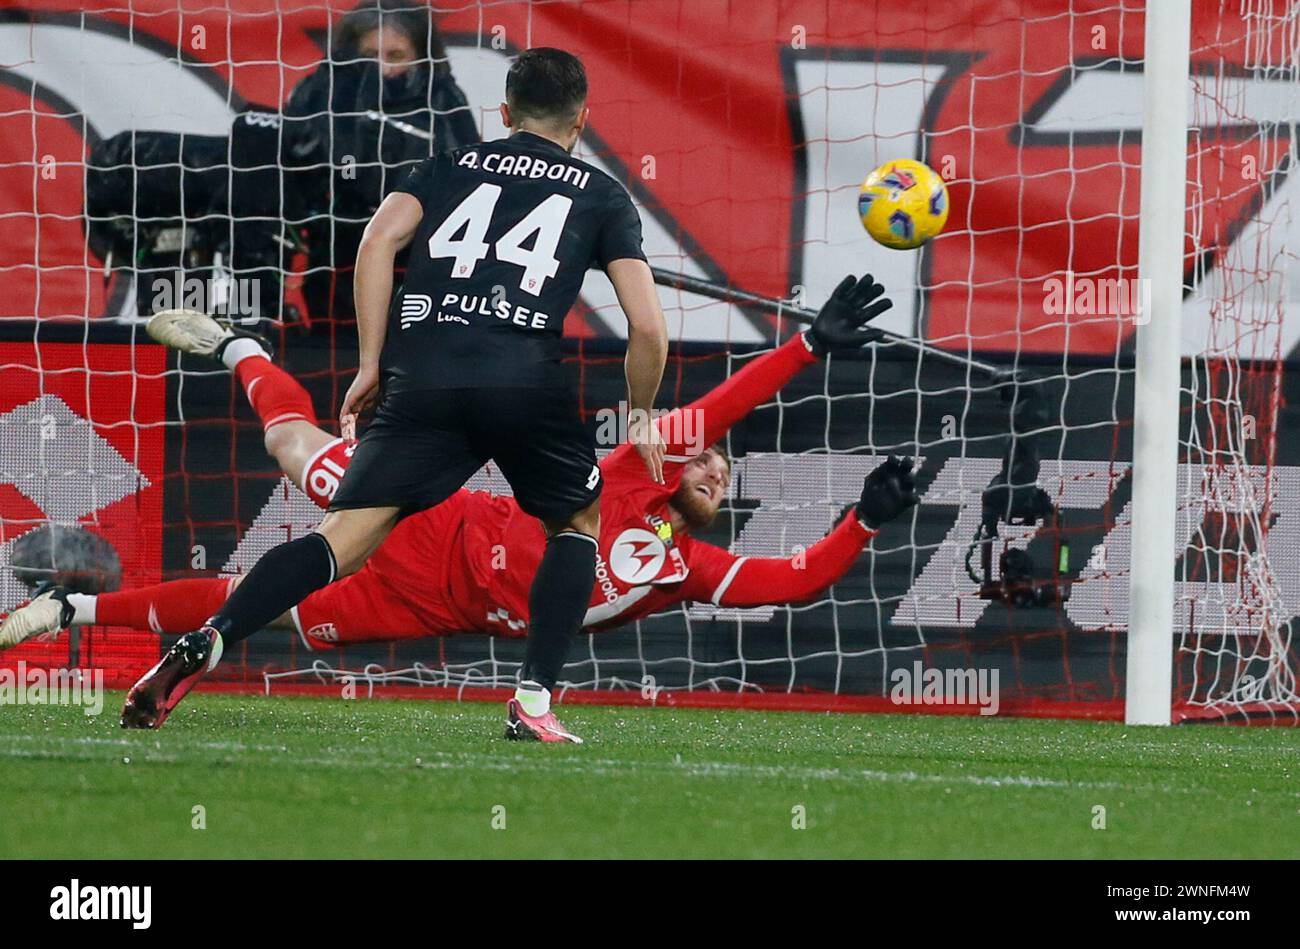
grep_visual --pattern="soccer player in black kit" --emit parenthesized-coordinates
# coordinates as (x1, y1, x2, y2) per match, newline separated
(121, 48, 670, 742)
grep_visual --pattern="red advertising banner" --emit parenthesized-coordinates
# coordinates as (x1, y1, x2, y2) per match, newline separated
(0, 1, 1293, 355)
(0, 341, 165, 684)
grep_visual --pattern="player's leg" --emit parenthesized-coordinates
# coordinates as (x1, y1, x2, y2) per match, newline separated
(0, 575, 298, 649)
(206, 504, 397, 643)
(288, 535, 454, 650)
(121, 389, 484, 728)
(485, 387, 602, 744)
(147, 309, 338, 501)
(507, 498, 601, 742)
(119, 505, 398, 728)
(9, 510, 472, 649)
(263, 422, 335, 493)
(525, 500, 600, 693)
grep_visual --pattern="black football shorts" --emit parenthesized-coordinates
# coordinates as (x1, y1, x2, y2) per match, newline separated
(329, 385, 602, 521)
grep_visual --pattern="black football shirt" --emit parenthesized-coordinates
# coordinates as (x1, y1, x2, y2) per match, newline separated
(382, 131, 646, 390)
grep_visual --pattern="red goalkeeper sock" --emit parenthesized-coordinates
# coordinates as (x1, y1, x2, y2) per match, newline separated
(93, 578, 235, 633)
(232, 353, 317, 431)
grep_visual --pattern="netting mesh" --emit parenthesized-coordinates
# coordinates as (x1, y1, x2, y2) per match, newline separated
(1177, 0, 1299, 714)
(0, 0, 1296, 721)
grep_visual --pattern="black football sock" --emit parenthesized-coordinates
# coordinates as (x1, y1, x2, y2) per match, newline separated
(206, 532, 337, 646)
(521, 530, 597, 693)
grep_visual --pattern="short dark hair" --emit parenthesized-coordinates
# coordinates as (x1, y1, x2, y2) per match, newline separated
(506, 48, 588, 125)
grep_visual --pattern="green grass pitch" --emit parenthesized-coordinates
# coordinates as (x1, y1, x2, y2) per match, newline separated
(2, 691, 1298, 859)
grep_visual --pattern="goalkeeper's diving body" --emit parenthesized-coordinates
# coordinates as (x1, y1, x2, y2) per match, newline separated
(1, 276, 921, 709)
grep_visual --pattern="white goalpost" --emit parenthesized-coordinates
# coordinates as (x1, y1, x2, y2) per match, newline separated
(1128, 0, 1300, 724)
(1126, 0, 1192, 726)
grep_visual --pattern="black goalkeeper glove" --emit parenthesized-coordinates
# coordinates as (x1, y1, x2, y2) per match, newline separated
(856, 456, 921, 529)
(803, 273, 893, 357)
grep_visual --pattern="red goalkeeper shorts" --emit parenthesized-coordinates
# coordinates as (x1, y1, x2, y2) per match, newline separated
(290, 491, 481, 649)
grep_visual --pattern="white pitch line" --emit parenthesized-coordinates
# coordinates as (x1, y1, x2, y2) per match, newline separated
(1, 737, 1295, 798)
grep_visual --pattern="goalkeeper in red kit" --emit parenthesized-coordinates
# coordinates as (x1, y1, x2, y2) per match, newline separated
(1, 274, 919, 702)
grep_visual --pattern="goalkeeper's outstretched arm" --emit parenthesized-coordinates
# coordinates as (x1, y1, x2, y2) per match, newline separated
(682, 456, 919, 608)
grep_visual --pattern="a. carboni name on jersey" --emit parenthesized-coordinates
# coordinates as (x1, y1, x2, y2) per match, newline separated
(399, 291, 556, 331)
(457, 148, 592, 189)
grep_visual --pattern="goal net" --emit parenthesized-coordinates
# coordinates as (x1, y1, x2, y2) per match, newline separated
(1174, 0, 1299, 717)
(0, 0, 1296, 722)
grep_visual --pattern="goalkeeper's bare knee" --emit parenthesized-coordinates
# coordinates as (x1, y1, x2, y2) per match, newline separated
(263, 420, 333, 489)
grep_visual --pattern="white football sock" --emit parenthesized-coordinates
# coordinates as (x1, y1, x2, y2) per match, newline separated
(220, 337, 268, 371)
(66, 593, 96, 626)
(514, 680, 551, 717)
(206, 631, 225, 671)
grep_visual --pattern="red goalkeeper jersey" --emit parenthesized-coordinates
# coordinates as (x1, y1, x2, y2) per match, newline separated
(443, 334, 876, 635)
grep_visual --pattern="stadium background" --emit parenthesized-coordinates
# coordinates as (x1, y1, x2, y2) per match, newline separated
(0, 0, 1295, 718)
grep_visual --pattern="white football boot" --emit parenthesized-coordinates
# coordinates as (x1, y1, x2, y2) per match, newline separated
(0, 586, 74, 649)
(146, 309, 232, 357)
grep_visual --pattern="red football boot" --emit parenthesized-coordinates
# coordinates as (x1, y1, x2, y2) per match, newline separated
(120, 627, 222, 729)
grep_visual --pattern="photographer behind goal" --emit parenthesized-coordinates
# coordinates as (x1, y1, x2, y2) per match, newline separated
(84, 0, 480, 327)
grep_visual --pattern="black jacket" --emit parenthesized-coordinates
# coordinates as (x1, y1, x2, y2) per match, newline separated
(281, 58, 481, 231)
